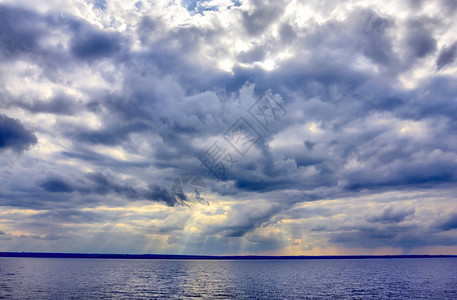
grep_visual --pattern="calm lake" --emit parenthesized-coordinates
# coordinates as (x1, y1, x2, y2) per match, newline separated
(1, 257, 457, 299)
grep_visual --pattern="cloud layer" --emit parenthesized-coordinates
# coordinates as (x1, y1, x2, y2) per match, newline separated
(0, 0, 456, 255)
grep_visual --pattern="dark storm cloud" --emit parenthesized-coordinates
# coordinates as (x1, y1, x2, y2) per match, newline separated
(70, 28, 123, 60)
(226, 9, 401, 96)
(0, 3, 129, 82)
(144, 185, 176, 206)
(329, 225, 457, 248)
(405, 18, 437, 58)
(243, 233, 285, 252)
(0, 114, 37, 153)
(0, 6, 42, 57)
(205, 202, 283, 237)
(105, 5, 457, 210)
(366, 207, 415, 224)
(34, 209, 104, 224)
(284, 206, 336, 220)
(406, 75, 457, 119)
(348, 9, 397, 66)
(38, 171, 176, 206)
(437, 42, 457, 70)
(40, 178, 74, 193)
(203, 8, 457, 199)
(304, 141, 316, 150)
(436, 213, 457, 231)
(12, 94, 78, 116)
(341, 139, 457, 192)
(134, 25, 233, 92)
(75, 120, 151, 145)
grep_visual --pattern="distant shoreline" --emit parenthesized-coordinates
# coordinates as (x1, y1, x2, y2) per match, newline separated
(1, 252, 456, 260)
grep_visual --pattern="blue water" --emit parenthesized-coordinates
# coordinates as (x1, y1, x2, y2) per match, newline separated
(1, 258, 456, 299)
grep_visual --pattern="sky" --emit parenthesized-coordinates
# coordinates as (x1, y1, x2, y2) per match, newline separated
(0, 0, 457, 256)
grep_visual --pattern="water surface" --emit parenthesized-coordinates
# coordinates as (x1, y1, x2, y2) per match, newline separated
(1, 257, 456, 299)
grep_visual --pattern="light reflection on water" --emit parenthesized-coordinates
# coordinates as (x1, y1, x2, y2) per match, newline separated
(1, 258, 457, 299)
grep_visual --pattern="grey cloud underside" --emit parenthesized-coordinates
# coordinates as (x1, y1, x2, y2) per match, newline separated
(0, 114, 37, 153)
(437, 42, 457, 70)
(328, 225, 457, 248)
(39, 171, 176, 206)
(1, 5, 457, 189)
(436, 213, 457, 231)
(242, 0, 286, 36)
(0, 6, 42, 56)
(366, 207, 415, 224)
(0, 1, 457, 252)
(1, 4, 457, 200)
(405, 17, 437, 59)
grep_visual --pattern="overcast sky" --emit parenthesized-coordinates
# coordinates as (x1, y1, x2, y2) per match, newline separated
(1, 0, 457, 255)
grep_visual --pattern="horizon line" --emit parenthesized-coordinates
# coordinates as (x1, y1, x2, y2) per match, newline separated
(1, 252, 456, 260)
